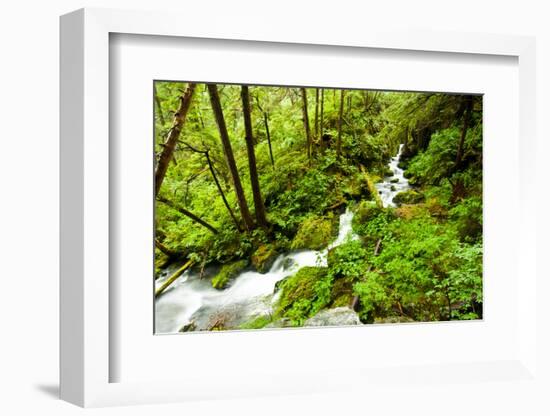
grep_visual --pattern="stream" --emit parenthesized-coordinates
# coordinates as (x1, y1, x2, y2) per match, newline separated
(155, 208, 358, 333)
(375, 143, 410, 207)
(155, 145, 407, 333)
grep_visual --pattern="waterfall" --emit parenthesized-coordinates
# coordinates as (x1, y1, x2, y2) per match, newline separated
(375, 144, 410, 207)
(154, 207, 358, 334)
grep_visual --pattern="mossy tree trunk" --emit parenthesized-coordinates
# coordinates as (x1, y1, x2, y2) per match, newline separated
(207, 83, 255, 232)
(337, 89, 345, 158)
(241, 85, 268, 229)
(454, 96, 473, 169)
(157, 195, 218, 234)
(154, 83, 196, 197)
(300, 88, 311, 160)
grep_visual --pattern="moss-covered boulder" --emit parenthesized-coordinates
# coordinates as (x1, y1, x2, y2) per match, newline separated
(251, 244, 278, 273)
(275, 266, 329, 324)
(393, 189, 424, 205)
(211, 259, 249, 289)
(290, 215, 336, 250)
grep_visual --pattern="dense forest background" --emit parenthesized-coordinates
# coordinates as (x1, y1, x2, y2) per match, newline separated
(154, 82, 483, 330)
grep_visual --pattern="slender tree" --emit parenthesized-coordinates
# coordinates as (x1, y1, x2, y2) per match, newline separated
(207, 84, 255, 231)
(337, 89, 345, 157)
(155, 83, 196, 197)
(241, 86, 268, 228)
(454, 96, 473, 169)
(153, 83, 166, 126)
(254, 94, 275, 168)
(320, 89, 325, 149)
(300, 88, 311, 159)
(179, 141, 242, 231)
(157, 196, 218, 234)
(314, 88, 319, 141)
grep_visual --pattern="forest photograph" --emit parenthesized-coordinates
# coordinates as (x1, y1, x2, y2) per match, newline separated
(153, 81, 483, 334)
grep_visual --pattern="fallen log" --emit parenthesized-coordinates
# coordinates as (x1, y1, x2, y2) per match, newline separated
(155, 259, 194, 297)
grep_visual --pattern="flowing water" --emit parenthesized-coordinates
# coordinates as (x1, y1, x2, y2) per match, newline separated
(155, 208, 358, 334)
(375, 143, 410, 207)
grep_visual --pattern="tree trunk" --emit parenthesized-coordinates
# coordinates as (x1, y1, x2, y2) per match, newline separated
(320, 89, 325, 150)
(155, 239, 176, 257)
(264, 112, 275, 167)
(205, 151, 242, 231)
(314, 88, 319, 141)
(454, 96, 473, 169)
(207, 84, 255, 231)
(153, 83, 166, 126)
(241, 85, 268, 229)
(178, 139, 242, 231)
(155, 259, 194, 297)
(337, 89, 345, 158)
(154, 83, 196, 197)
(300, 88, 311, 159)
(157, 196, 218, 234)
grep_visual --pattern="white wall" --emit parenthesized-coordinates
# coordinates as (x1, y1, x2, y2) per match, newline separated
(0, 0, 548, 414)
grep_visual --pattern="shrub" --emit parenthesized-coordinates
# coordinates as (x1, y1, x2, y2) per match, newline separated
(275, 266, 330, 325)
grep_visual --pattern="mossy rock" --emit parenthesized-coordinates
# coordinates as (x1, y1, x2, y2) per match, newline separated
(354, 200, 385, 225)
(239, 315, 272, 330)
(390, 185, 396, 191)
(393, 189, 424, 205)
(343, 173, 371, 200)
(384, 167, 394, 177)
(290, 215, 336, 250)
(275, 266, 328, 323)
(211, 259, 249, 289)
(251, 244, 278, 273)
(390, 178, 399, 183)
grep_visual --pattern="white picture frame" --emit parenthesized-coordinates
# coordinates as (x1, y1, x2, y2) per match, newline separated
(60, 7, 540, 408)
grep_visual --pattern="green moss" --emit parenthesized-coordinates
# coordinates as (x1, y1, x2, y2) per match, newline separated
(211, 259, 249, 289)
(329, 277, 354, 307)
(393, 189, 425, 205)
(290, 215, 336, 250)
(363, 173, 383, 208)
(275, 266, 329, 325)
(238, 315, 272, 330)
(251, 244, 278, 273)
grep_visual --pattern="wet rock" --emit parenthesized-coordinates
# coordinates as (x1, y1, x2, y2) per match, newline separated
(189, 295, 273, 331)
(211, 259, 249, 289)
(251, 244, 278, 273)
(393, 189, 424, 205)
(179, 321, 196, 332)
(304, 307, 362, 327)
(283, 257, 297, 271)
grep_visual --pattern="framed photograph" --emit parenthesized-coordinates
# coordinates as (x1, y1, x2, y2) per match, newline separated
(60, 7, 540, 408)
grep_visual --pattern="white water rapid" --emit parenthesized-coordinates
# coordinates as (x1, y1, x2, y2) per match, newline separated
(154, 208, 358, 334)
(375, 144, 410, 207)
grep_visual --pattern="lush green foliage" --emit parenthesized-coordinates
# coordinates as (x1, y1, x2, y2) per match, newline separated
(155, 82, 483, 326)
